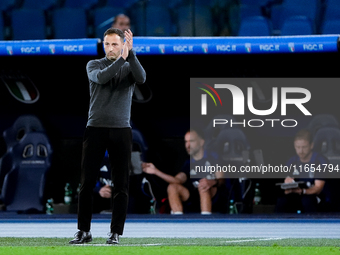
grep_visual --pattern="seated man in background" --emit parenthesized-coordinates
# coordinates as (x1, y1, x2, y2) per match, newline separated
(142, 128, 225, 215)
(111, 14, 131, 32)
(276, 129, 327, 213)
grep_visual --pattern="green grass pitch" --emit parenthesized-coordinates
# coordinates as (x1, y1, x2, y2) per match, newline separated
(0, 237, 339, 255)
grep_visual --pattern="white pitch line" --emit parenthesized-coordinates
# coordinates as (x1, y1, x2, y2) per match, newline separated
(75, 237, 287, 247)
(224, 237, 286, 243)
(75, 243, 164, 247)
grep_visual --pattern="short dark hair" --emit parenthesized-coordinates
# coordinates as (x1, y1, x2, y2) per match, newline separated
(294, 129, 313, 144)
(104, 28, 124, 41)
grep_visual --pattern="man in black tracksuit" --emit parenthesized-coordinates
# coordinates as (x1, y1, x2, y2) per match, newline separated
(69, 28, 146, 245)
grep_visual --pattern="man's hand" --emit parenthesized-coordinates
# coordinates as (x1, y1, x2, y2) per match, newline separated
(285, 187, 302, 195)
(284, 176, 294, 183)
(99, 185, 111, 198)
(125, 29, 133, 51)
(121, 29, 133, 60)
(283, 176, 302, 194)
(142, 162, 158, 175)
(198, 178, 217, 192)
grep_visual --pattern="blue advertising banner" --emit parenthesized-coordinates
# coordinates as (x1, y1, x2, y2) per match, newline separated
(133, 35, 340, 55)
(0, 39, 100, 56)
(0, 35, 338, 56)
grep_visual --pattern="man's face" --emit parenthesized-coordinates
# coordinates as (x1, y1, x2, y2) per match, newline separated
(185, 131, 204, 157)
(103, 33, 124, 61)
(113, 17, 130, 32)
(294, 139, 313, 162)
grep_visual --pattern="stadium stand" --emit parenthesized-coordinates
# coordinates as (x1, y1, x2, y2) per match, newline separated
(0, 0, 17, 11)
(20, 0, 57, 10)
(0, 12, 4, 40)
(93, 7, 125, 38)
(105, 0, 138, 9)
(321, 19, 340, 34)
(52, 8, 88, 39)
(238, 16, 272, 36)
(307, 114, 340, 136)
(0, 0, 337, 39)
(144, 5, 173, 36)
(323, 0, 340, 21)
(313, 127, 340, 165)
(175, 1, 214, 36)
(239, 0, 268, 5)
(193, 6, 214, 36)
(0, 115, 46, 191)
(280, 15, 314, 36)
(11, 9, 46, 40)
(1, 132, 52, 212)
(278, 0, 320, 29)
(62, 0, 99, 9)
(239, 4, 263, 20)
(176, 3, 194, 36)
(2, 115, 46, 150)
(320, 0, 340, 34)
(0, 115, 51, 212)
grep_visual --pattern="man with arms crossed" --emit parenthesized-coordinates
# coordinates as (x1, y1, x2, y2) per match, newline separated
(69, 28, 146, 244)
(143, 129, 224, 214)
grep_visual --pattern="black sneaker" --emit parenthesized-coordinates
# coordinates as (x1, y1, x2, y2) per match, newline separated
(106, 232, 119, 244)
(69, 230, 92, 244)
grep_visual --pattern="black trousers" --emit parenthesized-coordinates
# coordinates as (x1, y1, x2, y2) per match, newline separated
(78, 126, 132, 235)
